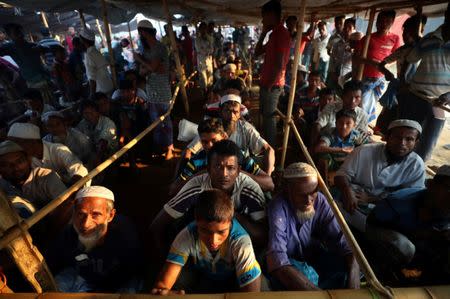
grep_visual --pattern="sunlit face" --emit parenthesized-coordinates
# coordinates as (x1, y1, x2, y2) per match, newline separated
(221, 102, 241, 123)
(82, 106, 100, 125)
(342, 90, 362, 110)
(208, 154, 240, 193)
(287, 176, 318, 213)
(336, 116, 356, 139)
(386, 127, 419, 158)
(200, 132, 226, 151)
(0, 151, 31, 184)
(196, 219, 231, 252)
(45, 116, 66, 137)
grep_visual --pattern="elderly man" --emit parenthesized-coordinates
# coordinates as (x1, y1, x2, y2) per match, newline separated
(42, 111, 93, 164)
(0, 140, 67, 217)
(46, 186, 141, 293)
(267, 162, 360, 290)
(150, 140, 267, 268)
(334, 119, 425, 231)
(7, 123, 89, 186)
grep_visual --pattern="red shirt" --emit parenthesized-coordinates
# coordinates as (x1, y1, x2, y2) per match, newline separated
(260, 24, 291, 88)
(357, 32, 400, 78)
(181, 34, 193, 61)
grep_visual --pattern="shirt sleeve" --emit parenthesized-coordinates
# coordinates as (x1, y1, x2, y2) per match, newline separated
(242, 156, 261, 175)
(44, 171, 67, 202)
(164, 176, 203, 218)
(335, 145, 363, 181)
(244, 123, 267, 155)
(320, 134, 332, 147)
(403, 158, 426, 189)
(53, 144, 89, 178)
(179, 157, 198, 181)
(84, 52, 97, 81)
(266, 198, 291, 273)
(166, 227, 192, 266)
(232, 234, 261, 287)
(98, 118, 118, 146)
(316, 105, 332, 128)
(356, 110, 369, 133)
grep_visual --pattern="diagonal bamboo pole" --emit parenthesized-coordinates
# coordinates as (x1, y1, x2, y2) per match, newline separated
(279, 0, 307, 170)
(101, 0, 117, 89)
(0, 72, 196, 251)
(276, 108, 393, 298)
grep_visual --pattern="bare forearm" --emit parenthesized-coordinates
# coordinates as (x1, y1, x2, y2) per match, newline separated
(310, 123, 321, 148)
(272, 266, 320, 290)
(345, 255, 360, 289)
(240, 277, 261, 292)
(245, 172, 274, 192)
(263, 146, 275, 175)
(315, 145, 344, 154)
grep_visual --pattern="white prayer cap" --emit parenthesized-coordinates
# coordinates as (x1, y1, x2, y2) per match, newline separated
(137, 20, 154, 29)
(41, 111, 64, 123)
(0, 140, 25, 156)
(220, 94, 242, 106)
(223, 63, 237, 72)
(75, 186, 115, 202)
(284, 162, 318, 180)
(7, 123, 40, 140)
(436, 165, 450, 177)
(388, 119, 422, 134)
(80, 28, 95, 41)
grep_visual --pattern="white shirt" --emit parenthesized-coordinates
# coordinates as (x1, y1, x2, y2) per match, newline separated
(316, 101, 369, 133)
(32, 141, 89, 184)
(43, 128, 93, 163)
(85, 46, 114, 94)
(336, 143, 425, 197)
(313, 34, 330, 63)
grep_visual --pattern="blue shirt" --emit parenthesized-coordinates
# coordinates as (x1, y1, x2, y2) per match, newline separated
(267, 192, 352, 273)
(167, 218, 261, 287)
(320, 128, 367, 161)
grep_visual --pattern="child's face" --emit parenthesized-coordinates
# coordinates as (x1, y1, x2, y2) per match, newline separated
(320, 94, 334, 107)
(196, 219, 231, 252)
(200, 132, 226, 152)
(308, 75, 321, 90)
(336, 116, 355, 139)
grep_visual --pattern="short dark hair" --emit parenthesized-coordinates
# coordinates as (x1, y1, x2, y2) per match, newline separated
(319, 87, 335, 98)
(119, 79, 133, 90)
(336, 109, 357, 122)
(343, 80, 363, 95)
(23, 89, 43, 103)
(261, 0, 282, 19)
(335, 15, 345, 23)
(309, 70, 322, 78)
(286, 15, 297, 23)
(79, 100, 99, 113)
(198, 118, 225, 135)
(378, 9, 396, 20)
(318, 21, 327, 28)
(139, 27, 157, 37)
(344, 18, 356, 28)
(207, 139, 243, 166)
(403, 15, 427, 31)
(224, 78, 244, 92)
(194, 189, 234, 223)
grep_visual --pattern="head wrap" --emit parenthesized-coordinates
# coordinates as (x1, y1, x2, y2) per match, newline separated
(220, 94, 242, 106)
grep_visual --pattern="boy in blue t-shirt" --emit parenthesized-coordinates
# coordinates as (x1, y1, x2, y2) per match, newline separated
(314, 109, 368, 185)
(152, 189, 261, 294)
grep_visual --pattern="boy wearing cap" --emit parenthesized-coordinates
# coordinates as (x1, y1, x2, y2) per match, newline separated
(46, 186, 142, 293)
(152, 189, 261, 294)
(267, 162, 360, 290)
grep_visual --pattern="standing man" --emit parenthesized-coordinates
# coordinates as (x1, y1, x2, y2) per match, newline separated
(312, 21, 330, 82)
(254, 0, 291, 146)
(195, 22, 214, 93)
(180, 26, 194, 75)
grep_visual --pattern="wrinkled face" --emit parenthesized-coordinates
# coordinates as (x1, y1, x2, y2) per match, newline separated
(82, 106, 100, 124)
(45, 116, 66, 137)
(287, 176, 319, 213)
(208, 154, 240, 193)
(336, 116, 355, 139)
(386, 127, 419, 157)
(376, 15, 395, 33)
(221, 102, 241, 123)
(308, 75, 321, 90)
(73, 197, 115, 240)
(342, 90, 362, 110)
(200, 132, 226, 151)
(25, 99, 43, 113)
(0, 151, 31, 184)
(319, 94, 335, 107)
(343, 22, 355, 39)
(196, 219, 231, 252)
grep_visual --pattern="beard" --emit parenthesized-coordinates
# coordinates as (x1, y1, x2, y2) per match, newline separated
(73, 223, 107, 252)
(222, 119, 237, 135)
(296, 207, 316, 222)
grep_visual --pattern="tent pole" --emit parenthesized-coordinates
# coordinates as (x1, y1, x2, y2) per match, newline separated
(40, 11, 49, 29)
(100, 0, 118, 89)
(79, 10, 87, 29)
(356, 7, 376, 81)
(127, 21, 135, 50)
(162, 0, 190, 116)
(279, 0, 307, 170)
(95, 19, 106, 47)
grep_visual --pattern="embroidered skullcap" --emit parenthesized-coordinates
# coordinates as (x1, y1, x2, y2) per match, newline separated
(283, 162, 318, 179)
(75, 186, 115, 202)
(7, 123, 40, 140)
(436, 165, 450, 177)
(388, 119, 422, 134)
(41, 111, 64, 123)
(0, 140, 25, 156)
(220, 94, 242, 105)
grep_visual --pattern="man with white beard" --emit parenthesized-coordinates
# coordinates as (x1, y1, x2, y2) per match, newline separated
(266, 162, 360, 290)
(45, 186, 142, 293)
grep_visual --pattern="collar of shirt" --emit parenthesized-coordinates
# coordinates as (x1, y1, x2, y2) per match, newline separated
(332, 128, 358, 144)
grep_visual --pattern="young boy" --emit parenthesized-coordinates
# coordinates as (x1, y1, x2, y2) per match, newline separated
(152, 189, 261, 294)
(315, 109, 368, 185)
(318, 87, 336, 113)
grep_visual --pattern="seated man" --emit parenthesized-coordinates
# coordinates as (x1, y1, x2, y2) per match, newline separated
(212, 63, 246, 97)
(150, 140, 267, 266)
(267, 162, 360, 290)
(205, 83, 250, 120)
(42, 111, 93, 164)
(334, 119, 425, 231)
(187, 95, 275, 176)
(172, 119, 274, 194)
(314, 109, 369, 185)
(77, 100, 119, 164)
(367, 165, 450, 281)
(152, 189, 261, 294)
(46, 186, 142, 293)
(7, 122, 89, 186)
(311, 80, 369, 147)
(0, 140, 67, 217)
(23, 88, 55, 119)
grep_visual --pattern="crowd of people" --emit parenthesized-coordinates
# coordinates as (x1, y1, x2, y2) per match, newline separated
(0, 0, 449, 295)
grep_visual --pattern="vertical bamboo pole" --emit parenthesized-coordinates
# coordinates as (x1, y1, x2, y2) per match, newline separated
(127, 21, 135, 50)
(162, 0, 190, 116)
(279, 0, 307, 170)
(79, 10, 87, 29)
(96, 19, 106, 47)
(356, 8, 376, 81)
(101, 0, 117, 89)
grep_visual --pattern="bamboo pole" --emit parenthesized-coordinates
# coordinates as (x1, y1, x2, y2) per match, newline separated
(40, 11, 49, 29)
(356, 8, 376, 81)
(101, 0, 118, 89)
(96, 19, 106, 46)
(162, 0, 190, 116)
(0, 72, 196, 251)
(279, 0, 307, 170)
(416, 2, 423, 36)
(127, 21, 135, 50)
(28, 33, 34, 42)
(276, 108, 393, 298)
(79, 10, 87, 29)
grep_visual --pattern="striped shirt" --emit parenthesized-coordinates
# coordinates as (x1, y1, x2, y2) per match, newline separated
(164, 173, 266, 221)
(167, 218, 261, 287)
